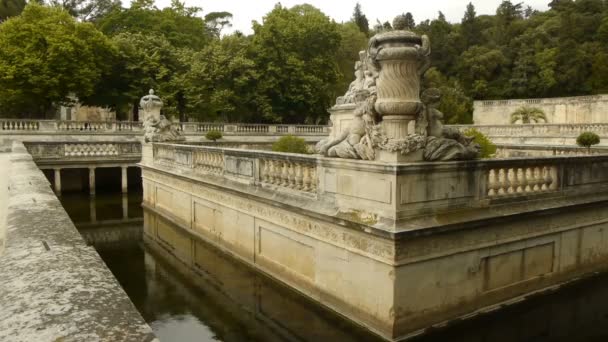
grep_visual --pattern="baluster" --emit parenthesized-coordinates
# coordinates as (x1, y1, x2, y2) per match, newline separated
(302, 166, 311, 192)
(280, 161, 288, 186)
(532, 167, 541, 191)
(262, 160, 270, 183)
(497, 168, 507, 195)
(506, 168, 516, 194)
(515, 168, 525, 193)
(487, 169, 497, 197)
(542, 166, 553, 191)
(287, 163, 296, 188)
(308, 166, 317, 192)
(295, 163, 303, 190)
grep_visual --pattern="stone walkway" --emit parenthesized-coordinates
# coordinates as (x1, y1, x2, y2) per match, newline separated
(0, 143, 156, 342)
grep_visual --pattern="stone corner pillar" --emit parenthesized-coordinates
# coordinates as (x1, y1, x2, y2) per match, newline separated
(141, 143, 154, 166)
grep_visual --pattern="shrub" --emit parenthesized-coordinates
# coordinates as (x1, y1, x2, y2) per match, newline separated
(464, 128, 497, 158)
(205, 130, 223, 142)
(272, 135, 310, 154)
(576, 132, 600, 151)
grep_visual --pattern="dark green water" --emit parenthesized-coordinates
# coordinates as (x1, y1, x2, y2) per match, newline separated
(60, 192, 608, 342)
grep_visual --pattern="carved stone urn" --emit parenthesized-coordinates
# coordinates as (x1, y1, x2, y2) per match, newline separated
(140, 89, 163, 122)
(370, 15, 431, 141)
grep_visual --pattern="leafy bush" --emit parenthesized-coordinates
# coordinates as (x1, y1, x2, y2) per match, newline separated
(464, 128, 497, 158)
(205, 130, 223, 142)
(272, 135, 310, 154)
(576, 132, 600, 151)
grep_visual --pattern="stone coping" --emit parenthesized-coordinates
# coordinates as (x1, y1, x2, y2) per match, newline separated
(0, 142, 156, 342)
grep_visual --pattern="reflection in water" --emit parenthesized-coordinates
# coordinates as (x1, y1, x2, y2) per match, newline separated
(60, 192, 608, 342)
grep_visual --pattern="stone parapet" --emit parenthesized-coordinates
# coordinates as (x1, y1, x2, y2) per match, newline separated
(0, 142, 156, 341)
(142, 142, 608, 340)
(0, 119, 329, 136)
(473, 94, 608, 125)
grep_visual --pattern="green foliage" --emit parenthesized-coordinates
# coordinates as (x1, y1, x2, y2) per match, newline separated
(272, 135, 310, 154)
(334, 22, 368, 101)
(0, 3, 115, 117)
(464, 128, 497, 158)
(205, 11, 233, 37)
(97, 2, 211, 50)
(510, 107, 547, 124)
(0, 0, 25, 21)
(576, 132, 600, 149)
(251, 4, 341, 124)
(48, 0, 121, 22)
(176, 34, 259, 122)
(82, 31, 183, 119)
(351, 3, 369, 35)
(205, 130, 223, 142)
(424, 68, 473, 124)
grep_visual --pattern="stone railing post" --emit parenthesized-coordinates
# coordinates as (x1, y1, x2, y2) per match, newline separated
(225, 124, 237, 133)
(288, 125, 296, 134)
(39, 120, 58, 131)
(268, 125, 277, 133)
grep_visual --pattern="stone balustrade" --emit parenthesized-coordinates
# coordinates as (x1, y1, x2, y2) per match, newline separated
(485, 163, 558, 198)
(149, 142, 608, 210)
(151, 143, 318, 196)
(259, 157, 317, 193)
(450, 123, 608, 136)
(496, 144, 608, 157)
(0, 119, 329, 136)
(25, 141, 141, 161)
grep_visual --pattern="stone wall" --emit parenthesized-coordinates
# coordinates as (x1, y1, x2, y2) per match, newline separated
(142, 142, 608, 341)
(0, 142, 156, 341)
(473, 94, 608, 125)
(0, 153, 8, 256)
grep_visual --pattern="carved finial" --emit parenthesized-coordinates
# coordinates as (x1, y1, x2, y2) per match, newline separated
(393, 14, 408, 31)
(149, 89, 154, 95)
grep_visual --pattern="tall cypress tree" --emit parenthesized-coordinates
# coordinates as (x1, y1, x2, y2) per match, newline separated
(352, 2, 369, 35)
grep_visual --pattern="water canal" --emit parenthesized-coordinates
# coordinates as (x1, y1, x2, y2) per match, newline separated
(59, 191, 608, 342)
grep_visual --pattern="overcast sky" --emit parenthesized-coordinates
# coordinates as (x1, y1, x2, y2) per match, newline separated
(154, 0, 550, 35)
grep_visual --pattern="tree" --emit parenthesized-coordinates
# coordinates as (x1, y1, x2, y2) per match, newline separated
(205, 11, 233, 37)
(352, 2, 369, 35)
(82, 32, 184, 120)
(424, 68, 474, 124)
(334, 22, 368, 100)
(0, 0, 25, 22)
(461, 2, 479, 47)
(576, 131, 600, 152)
(510, 107, 547, 124)
(250, 4, 341, 124)
(97, 2, 212, 50)
(176, 34, 259, 122)
(0, 3, 115, 117)
(47, 0, 121, 21)
(404, 12, 415, 29)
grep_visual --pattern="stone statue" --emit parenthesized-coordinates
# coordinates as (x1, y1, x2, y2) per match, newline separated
(318, 14, 479, 162)
(336, 51, 373, 105)
(141, 89, 184, 143)
(420, 88, 480, 161)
